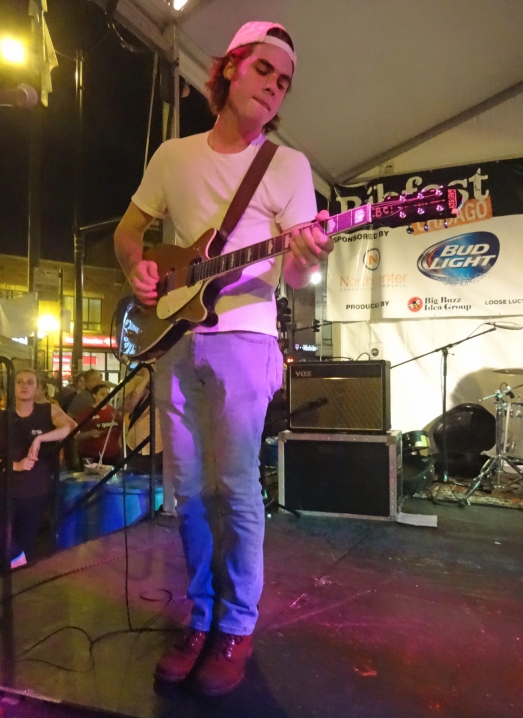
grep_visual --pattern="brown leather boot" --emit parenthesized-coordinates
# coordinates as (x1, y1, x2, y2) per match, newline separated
(155, 628, 208, 684)
(193, 632, 253, 696)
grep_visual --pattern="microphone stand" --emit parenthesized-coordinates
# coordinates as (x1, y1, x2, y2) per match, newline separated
(392, 327, 497, 483)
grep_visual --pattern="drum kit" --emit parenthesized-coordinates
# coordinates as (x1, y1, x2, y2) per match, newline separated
(467, 367, 523, 497)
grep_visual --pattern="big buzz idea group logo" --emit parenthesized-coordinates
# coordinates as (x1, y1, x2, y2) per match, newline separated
(408, 297, 423, 313)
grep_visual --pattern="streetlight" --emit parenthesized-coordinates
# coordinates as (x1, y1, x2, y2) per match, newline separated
(38, 314, 59, 372)
(0, 37, 26, 65)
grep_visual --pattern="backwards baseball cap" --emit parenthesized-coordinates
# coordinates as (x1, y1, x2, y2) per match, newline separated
(226, 21, 297, 70)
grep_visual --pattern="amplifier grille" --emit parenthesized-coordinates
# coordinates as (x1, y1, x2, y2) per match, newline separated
(288, 362, 390, 433)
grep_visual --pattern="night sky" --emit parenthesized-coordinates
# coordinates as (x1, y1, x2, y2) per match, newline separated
(0, 0, 215, 263)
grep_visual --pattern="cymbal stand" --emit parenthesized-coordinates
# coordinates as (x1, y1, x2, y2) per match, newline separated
(392, 326, 496, 483)
(458, 388, 523, 505)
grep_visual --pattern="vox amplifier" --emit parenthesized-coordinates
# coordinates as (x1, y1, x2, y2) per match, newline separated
(288, 361, 391, 433)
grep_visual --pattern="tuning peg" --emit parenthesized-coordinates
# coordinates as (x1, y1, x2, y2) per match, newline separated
(417, 208, 425, 215)
(399, 211, 406, 219)
(423, 223, 429, 232)
(406, 225, 414, 235)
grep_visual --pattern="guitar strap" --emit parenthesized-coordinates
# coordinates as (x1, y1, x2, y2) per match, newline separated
(116, 140, 280, 359)
(213, 138, 279, 254)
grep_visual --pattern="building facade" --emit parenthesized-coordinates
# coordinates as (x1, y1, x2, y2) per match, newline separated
(0, 253, 126, 384)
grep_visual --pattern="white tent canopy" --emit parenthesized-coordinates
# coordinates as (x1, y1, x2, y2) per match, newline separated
(97, 0, 523, 433)
(99, 0, 523, 196)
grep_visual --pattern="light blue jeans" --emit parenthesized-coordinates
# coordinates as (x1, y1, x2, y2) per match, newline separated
(155, 331, 283, 636)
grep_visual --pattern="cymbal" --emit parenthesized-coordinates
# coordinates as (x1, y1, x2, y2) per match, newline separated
(493, 368, 523, 375)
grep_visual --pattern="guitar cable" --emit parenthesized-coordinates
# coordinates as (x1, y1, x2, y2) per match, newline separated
(9, 367, 182, 675)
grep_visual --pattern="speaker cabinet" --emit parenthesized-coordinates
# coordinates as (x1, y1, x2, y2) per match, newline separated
(278, 430, 402, 520)
(288, 361, 391, 433)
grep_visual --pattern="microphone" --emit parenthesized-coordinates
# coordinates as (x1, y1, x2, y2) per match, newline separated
(0, 84, 39, 110)
(485, 321, 523, 330)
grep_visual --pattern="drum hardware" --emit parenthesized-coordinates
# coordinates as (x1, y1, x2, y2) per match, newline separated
(402, 430, 433, 456)
(402, 431, 436, 497)
(493, 368, 523, 375)
(392, 325, 497, 484)
(432, 403, 495, 482)
(459, 385, 523, 505)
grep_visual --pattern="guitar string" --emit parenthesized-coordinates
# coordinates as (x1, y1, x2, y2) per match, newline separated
(191, 189, 446, 283)
(172, 189, 447, 287)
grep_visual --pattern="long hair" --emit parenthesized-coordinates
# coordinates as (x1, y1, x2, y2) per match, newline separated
(206, 28, 294, 135)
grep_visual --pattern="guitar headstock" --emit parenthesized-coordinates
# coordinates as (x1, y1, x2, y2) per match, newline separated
(371, 186, 461, 228)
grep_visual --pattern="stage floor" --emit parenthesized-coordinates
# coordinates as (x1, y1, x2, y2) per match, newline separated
(1, 498, 522, 718)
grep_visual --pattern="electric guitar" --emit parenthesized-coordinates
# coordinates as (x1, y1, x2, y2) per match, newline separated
(114, 187, 460, 361)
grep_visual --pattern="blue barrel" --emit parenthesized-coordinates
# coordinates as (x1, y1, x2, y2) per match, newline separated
(262, 437, 279, 467)
(57, 472, 104, 549)
(101, 473, 163, 534)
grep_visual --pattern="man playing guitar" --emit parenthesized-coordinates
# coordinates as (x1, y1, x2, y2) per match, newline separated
(114, 21, 333, 695)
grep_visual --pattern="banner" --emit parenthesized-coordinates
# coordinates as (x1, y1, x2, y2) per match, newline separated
(0, 294, 38, 339)
(328, 158, 523, 321)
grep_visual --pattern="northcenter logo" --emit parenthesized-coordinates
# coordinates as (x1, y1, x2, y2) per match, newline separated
(363, 248, 380, 271)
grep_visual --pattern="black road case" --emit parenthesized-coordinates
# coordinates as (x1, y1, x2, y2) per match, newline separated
(278, 430, 402, 520)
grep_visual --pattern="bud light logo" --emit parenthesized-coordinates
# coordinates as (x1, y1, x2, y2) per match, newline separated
(417, 232, 499, 285)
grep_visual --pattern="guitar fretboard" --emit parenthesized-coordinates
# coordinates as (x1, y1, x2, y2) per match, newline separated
(189, 203, 373, 285)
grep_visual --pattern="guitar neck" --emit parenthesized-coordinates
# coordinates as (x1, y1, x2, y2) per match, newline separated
(188, 185, 457, 285)
(190, 204, 373, 284)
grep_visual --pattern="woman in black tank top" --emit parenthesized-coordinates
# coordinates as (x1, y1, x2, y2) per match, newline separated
(0, 371, 72, 563)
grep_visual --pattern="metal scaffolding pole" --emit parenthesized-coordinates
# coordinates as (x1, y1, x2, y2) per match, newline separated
(72, 49, 84, 375)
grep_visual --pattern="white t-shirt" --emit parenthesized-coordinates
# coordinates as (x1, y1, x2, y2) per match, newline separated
(131, 131, 317, 337)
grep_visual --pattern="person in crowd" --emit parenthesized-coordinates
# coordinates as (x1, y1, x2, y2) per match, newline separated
(74, 384, 122, 465)
(0, 369, 72, 564)
(45, 376, 58, 401)
(59, 372, 85, 412)
(67, 369, 103, 419)
(35, 378, 59, 405)
(114, 21, 333, 695)
(34, 376, 76, 435)
(123, 366, 168, 510)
